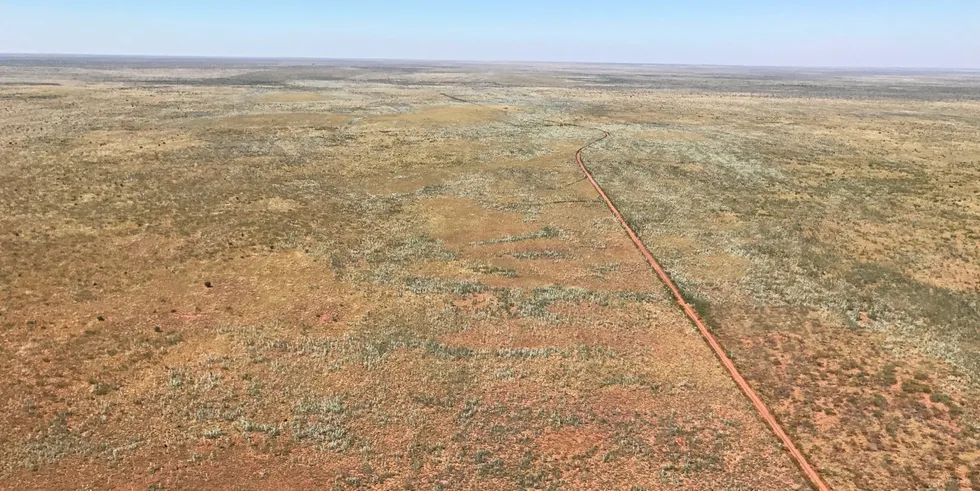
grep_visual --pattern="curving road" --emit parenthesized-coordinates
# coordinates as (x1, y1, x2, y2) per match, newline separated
(440, 92, 831, 490)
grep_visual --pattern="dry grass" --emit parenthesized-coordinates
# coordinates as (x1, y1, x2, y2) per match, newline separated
(577, 89, 980, 490)
(2, 57, 978, 490)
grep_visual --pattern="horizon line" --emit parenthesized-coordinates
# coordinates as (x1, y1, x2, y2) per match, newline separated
(2, 51, 980, 72)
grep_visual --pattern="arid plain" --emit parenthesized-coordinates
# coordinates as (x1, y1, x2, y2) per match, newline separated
(1, 57, 978, 490)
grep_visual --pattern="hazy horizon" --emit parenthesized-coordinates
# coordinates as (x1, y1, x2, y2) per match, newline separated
(4, 52, 980, 72)
(1, 1, 978, 69)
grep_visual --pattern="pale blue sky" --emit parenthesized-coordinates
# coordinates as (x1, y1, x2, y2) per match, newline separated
(1, 1, 978, 67)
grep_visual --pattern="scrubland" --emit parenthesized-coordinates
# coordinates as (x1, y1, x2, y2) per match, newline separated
(1, 57, 978, 489)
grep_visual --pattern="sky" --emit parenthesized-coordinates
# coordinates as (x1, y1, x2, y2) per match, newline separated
(0, 1, 978, 68)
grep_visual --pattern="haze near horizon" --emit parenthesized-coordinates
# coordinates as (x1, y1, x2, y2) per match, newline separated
(0, 1, 978, 68)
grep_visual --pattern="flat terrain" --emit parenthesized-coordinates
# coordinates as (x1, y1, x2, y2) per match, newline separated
(0, 57, 978, 490)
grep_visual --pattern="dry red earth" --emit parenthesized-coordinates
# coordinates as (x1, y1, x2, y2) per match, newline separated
(1, 58, 978, 489)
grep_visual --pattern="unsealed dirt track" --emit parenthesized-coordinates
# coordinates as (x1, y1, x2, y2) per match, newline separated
(440, 90, 830, 488)
(575, 132, 831, 491)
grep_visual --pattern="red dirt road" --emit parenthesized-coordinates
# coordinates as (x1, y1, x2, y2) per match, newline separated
(575, 132, 831, 491)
